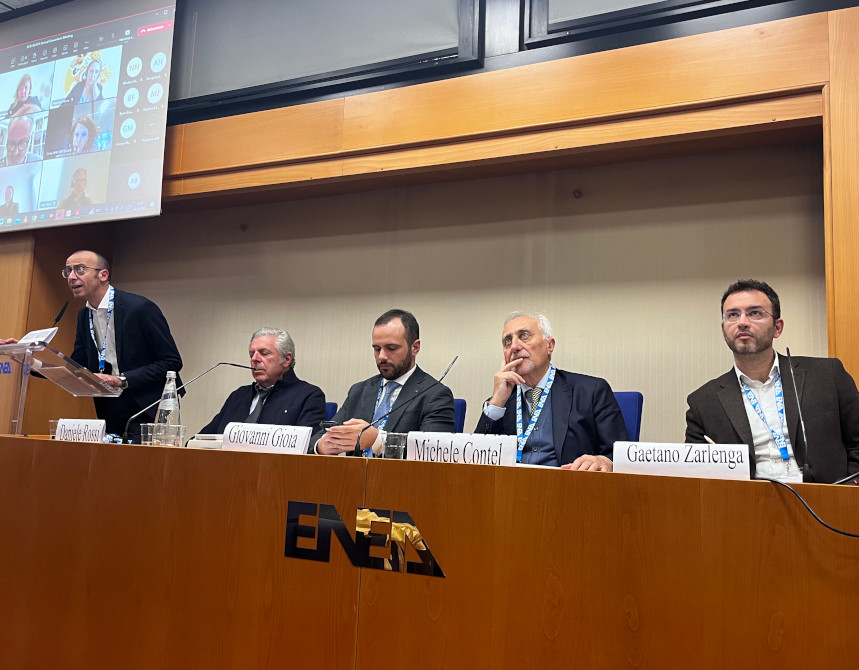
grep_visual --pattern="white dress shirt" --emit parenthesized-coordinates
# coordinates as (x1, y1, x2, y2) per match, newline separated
(86, 284, 119, 375)
(734, 355, 800, 481)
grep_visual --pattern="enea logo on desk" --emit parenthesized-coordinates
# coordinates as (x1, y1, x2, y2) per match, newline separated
(285, 501, 444, 578)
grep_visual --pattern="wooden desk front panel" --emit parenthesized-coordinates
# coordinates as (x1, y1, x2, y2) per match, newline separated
(361, 462, 859, 669)
(0, 437, 364, 670)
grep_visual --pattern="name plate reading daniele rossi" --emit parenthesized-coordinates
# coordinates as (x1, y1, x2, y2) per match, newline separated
(614, 441, 750, 480)
(407, 432, 518, 466)
(56, 418, 106, 443)
(221, 422, 312, 455)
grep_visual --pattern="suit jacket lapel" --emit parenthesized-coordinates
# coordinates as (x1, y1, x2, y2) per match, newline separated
(779, 353, 805, 462)
(550, 370, 571, 458)
(716, 370, 754, 455)
(386, 367, 424, 433)
(358, 376, 381, 423)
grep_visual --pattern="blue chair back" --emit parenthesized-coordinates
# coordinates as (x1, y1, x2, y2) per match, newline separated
(453, 398, 467, 433)
(325, 402, 338, 421)
(613, 391, 643, 441)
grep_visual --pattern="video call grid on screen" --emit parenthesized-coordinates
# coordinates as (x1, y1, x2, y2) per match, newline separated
(0, 3, 176, 232)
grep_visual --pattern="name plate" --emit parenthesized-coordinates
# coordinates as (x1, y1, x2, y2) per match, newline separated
(613, 441, 750, 480)
(407, 432, 517, 466)
(221, 422, 311, 455)
(56, 418, 106, 443)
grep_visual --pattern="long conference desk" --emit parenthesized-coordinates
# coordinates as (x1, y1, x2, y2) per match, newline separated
(1, 435, 859, 669)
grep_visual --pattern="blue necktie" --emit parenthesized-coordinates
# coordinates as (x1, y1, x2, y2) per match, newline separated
(372, 381, 400, 430)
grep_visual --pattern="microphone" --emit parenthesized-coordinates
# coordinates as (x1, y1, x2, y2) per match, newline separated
(122, 362, 253, 443)
(352, 356, 458, 457)
(52, 301, 69, 327)
(785, 348, 812, 482)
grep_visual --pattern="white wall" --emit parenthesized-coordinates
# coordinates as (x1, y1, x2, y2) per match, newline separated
(114, 142, 826, 440)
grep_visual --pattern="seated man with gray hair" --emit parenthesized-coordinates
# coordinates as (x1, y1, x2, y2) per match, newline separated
(198, 328, 326, 434)
(474, 312, 627, 471)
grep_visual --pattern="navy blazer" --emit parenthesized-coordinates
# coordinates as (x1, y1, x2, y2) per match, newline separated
(198, 369, 326, 434)
(474, 368, 627, 466)
(71, 288, 183, 434)
(685, 354, 859, 483)
(310, 365, 455, 448)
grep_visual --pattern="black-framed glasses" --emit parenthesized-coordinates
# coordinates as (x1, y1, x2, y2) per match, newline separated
(61, 264, 103, 279)
(722, 308, 774, 323)
(6, 139, 29, 153)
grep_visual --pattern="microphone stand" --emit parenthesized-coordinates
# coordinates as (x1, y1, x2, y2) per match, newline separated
(122, 362, 252, 443)
(785, 348, 811, 481)
(351, 356, 458, 457)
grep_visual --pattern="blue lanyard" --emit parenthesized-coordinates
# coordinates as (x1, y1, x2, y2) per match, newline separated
(515, 365, 556, 463)
(741, 372, 790, 461)
(88, 286, 114, 373)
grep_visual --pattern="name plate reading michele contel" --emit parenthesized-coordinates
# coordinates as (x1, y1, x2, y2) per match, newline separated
(221, 422, 312, 455)
(613, 441, 750, 480)
(55, 418, 106, 443)
(407, 432, 517, 466)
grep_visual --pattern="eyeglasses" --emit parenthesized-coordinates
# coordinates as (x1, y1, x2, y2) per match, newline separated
(722, 308, 774, 323)
(6, 139, 29, 152)
(61, 264, 103, 279)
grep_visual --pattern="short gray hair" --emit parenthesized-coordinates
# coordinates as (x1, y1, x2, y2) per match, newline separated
(504, 311, 553, 339)
(250, 327, 295, 369)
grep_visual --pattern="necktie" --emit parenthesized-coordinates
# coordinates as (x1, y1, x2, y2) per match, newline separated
(246, 384, 274, 423)
(529, 387, 543, 414)
(372, 381, 400, 428)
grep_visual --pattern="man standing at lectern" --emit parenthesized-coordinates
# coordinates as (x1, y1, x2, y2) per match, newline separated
(312, 309, 455, 455)
(474, 312, 627, 470)
(64, 250, 183, 441)
(685, 279, 859, 483)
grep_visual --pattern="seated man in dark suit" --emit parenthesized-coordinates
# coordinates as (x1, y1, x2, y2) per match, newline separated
(199, 328, 326, 434)
(685, 279, 859, 483)
(474, 312, 627, 470)
(312, 309, 455, 455)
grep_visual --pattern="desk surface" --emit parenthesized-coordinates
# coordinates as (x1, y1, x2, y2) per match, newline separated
(1, 436, 858, 669)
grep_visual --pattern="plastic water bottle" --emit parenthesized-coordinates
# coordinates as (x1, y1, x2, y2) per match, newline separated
(155, 371, 180, 427)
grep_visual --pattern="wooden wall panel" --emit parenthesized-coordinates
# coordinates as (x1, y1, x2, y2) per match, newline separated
(341, 14, 829, 151)
(825, 9, 859, 374)
(167, 98, 345, 176)
(161, 13, 831, 200)
(0, 233, 34, 433)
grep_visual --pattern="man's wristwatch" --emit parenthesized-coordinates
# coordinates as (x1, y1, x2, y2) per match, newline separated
(118, 374, 128, 389)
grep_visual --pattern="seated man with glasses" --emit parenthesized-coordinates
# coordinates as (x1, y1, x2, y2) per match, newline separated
(685, 278, 859, 483)
(1, 115, 41, 166)
(63, 250, 183, 441)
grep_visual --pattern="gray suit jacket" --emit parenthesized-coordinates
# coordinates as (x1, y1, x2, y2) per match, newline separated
(685, 354, 859, 483)
(310, 365, 455, 450)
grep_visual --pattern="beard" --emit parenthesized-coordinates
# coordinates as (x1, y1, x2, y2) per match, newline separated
(723, 328, 774, 356)
(378, 352, 414, 380)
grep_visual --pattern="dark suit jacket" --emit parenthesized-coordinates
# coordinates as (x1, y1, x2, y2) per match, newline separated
(71, 288, 183, 435)
(685, 354, 859, 483)
(310, 365, 455, 449)
(198, 369, 326, 434)
(473, 368, 628, 465)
